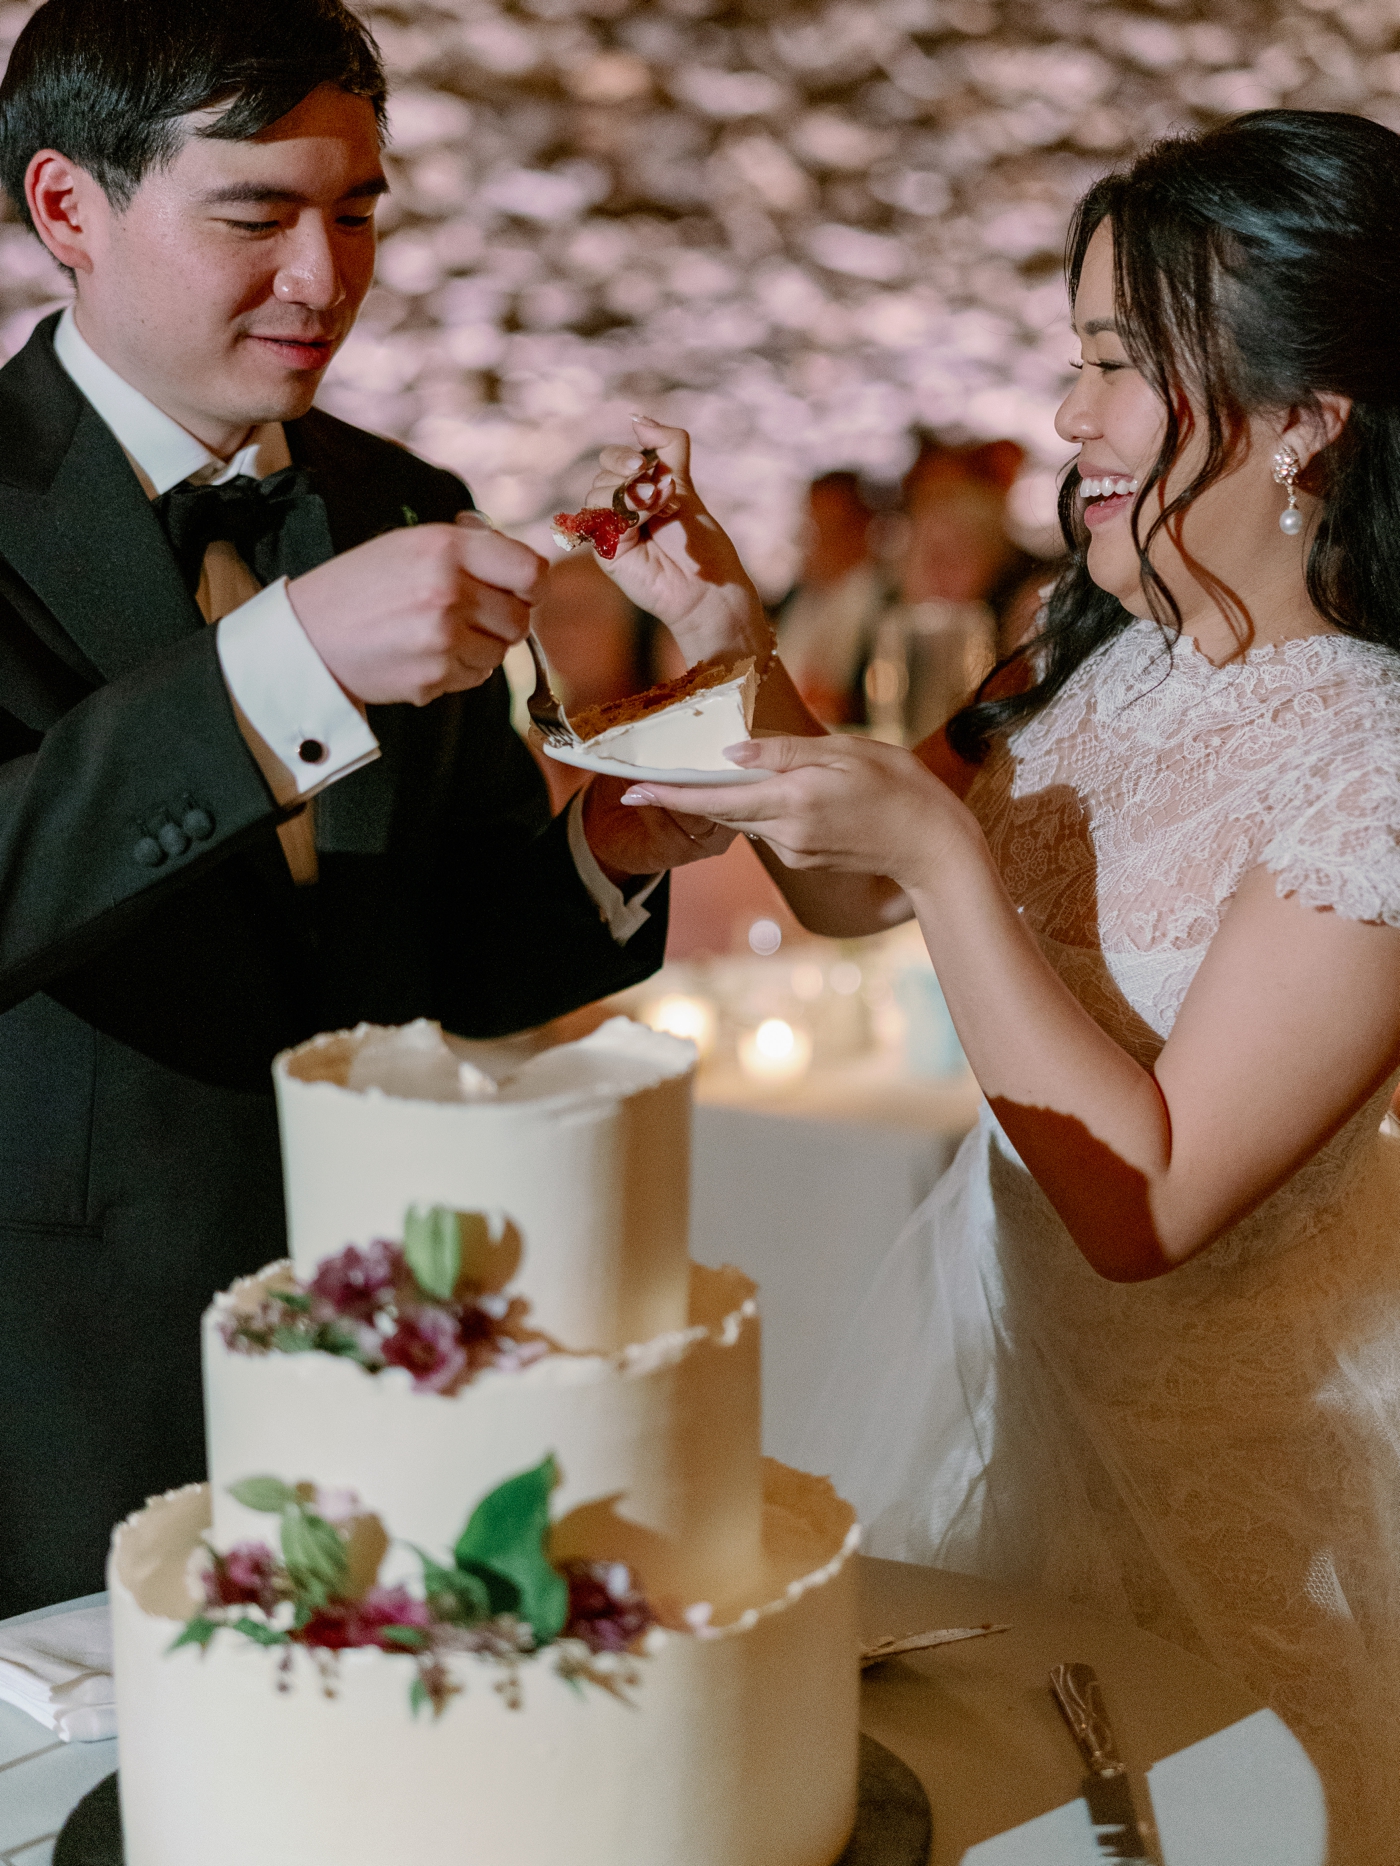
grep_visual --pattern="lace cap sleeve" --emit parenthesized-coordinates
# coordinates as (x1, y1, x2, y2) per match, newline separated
(1261, 675, 1400, 929)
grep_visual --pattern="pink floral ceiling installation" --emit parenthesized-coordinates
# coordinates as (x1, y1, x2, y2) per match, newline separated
(3, 0, 1398, 588)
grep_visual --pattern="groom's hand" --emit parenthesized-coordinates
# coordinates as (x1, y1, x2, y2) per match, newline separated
(287, 515, 546, 706)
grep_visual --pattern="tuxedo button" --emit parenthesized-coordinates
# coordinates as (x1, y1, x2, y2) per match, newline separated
(182, 807, 215, 840)
(298, 738, 328, 765)
(158, 822, 190, 857)
(133, 836, 165, 867)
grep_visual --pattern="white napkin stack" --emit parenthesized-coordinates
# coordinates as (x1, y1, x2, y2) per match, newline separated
(0, 1604, 116, 1743)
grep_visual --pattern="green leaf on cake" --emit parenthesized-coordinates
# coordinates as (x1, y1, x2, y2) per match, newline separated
(167, 1615, 220, 1654)
(403, 1205, 463, 1302)
(228, 1476, 300, 1514)
(379, 1624, 429, 1651)
(452, 1454, 569, 1644)
(280, 1504, 349, 1610)
(230, 1615, 290, 1648)
(413, 1549, 492, 1625)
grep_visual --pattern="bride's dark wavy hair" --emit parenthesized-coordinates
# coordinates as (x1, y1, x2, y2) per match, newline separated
(947, 109, 1400, 762)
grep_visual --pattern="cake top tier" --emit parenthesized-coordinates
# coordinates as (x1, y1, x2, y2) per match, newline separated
(274, 1017, 695, 1353)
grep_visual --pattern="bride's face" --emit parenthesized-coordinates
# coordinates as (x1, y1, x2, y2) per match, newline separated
(1055, 221, 1299, 630)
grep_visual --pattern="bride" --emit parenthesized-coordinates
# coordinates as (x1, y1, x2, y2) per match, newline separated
(585, 108, 1400, 1856)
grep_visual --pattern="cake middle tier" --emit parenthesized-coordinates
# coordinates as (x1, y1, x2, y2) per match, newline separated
(206, 1262, 764, 1620)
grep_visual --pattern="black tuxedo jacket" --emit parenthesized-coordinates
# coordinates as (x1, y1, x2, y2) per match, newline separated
(0, 316, 667, 1612)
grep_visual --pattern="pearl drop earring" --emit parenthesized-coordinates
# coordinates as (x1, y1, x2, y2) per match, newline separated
(1272, 445, 1303, 536)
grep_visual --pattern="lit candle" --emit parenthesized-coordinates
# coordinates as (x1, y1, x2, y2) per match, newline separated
(737, 1017, 812, 1083)
(644, 993, 717, 1059)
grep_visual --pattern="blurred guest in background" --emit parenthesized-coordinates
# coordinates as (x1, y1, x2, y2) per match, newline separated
(773, 471, 887, 727)
(866, 437, 1046, 744)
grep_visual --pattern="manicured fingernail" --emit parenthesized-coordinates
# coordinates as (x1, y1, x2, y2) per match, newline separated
(723, 742, 758, 763)
(620, 786, 657, 805)
(621, 453, 643, 472)
(631, 412, 660, 425)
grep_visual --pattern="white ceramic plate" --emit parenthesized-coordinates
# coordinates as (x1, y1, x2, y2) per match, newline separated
(541, 740, 766, 786)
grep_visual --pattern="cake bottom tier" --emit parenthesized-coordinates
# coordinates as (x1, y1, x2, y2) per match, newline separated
(111, 1467, 860, 1866)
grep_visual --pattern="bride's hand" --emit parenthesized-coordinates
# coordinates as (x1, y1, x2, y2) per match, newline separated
(618, 733, 978, 891)
(579, 416, 774, 669)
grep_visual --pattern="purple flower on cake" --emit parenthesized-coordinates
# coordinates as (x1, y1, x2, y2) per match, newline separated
(203, 1541, 281, 1613)
(299, 1585, 433, 1651)
(561, 1559, 656, 1653)
(308, 1240, 403, 1322)
(220, 1214, 550, 1394)
(382, 1306, 468, 1393)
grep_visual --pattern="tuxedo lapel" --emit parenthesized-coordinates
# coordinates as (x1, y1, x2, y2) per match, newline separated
(0, 317, 203, 683)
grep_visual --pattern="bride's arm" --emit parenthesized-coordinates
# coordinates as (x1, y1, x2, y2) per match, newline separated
(628, 731, 1400, 1281)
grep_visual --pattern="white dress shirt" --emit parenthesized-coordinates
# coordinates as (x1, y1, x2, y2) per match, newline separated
(50, 309, 656, 938)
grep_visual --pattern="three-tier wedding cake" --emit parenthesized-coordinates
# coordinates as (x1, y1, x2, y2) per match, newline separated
(108, 1015, 860, 1866)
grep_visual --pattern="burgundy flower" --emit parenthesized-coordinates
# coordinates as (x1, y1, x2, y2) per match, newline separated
(297, 1585, 432, 1651)
(205, 1542, 280, 1611)
(562, 1560, 654, 1654)
(382, 1305, 468, 1393)
(308, 1241, 403, 1323)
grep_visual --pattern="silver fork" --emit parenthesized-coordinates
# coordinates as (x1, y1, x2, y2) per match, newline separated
(524, 632, 573, 746)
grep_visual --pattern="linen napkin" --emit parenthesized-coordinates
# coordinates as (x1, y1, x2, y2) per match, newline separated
(0, 1604, 116, 1742)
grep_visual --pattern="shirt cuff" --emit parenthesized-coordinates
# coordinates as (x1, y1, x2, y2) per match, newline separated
(215, 578, 379, 805)
(567, 792, 664, 946)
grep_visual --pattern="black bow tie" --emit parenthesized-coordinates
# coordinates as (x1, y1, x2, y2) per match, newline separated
(156, 465, 333, 594)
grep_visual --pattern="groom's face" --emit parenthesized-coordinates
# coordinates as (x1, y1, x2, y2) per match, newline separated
(65, 83, 385, 451)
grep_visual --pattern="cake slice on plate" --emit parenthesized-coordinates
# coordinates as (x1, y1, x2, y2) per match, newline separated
(562, 659, 758, 772)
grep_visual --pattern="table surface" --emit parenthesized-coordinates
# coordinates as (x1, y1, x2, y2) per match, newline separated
(0, 1558, 1276, 1866)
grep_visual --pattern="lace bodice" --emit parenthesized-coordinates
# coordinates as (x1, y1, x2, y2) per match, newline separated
(966, 619, 1400, 1055)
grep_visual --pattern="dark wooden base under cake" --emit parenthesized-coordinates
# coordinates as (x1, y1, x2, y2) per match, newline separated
(58, 1735, 931, 1866)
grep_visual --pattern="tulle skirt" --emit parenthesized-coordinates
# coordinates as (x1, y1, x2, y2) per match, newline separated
(799, 1103, 1400, 1865)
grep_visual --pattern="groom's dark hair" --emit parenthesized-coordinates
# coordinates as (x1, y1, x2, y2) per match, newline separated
(0, 0, 387, 230)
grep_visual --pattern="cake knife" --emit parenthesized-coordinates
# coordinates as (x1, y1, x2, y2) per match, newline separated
(1049, 1663, 1151, 1861)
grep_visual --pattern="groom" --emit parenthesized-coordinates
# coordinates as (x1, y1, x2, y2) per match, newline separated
(0, 0, 734, 1612)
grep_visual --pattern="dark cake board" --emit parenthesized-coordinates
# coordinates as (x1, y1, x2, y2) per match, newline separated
(57, 1733, 931, 1866)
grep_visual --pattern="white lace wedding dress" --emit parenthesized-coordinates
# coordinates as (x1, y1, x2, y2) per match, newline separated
(802, 618, 1400, 1863)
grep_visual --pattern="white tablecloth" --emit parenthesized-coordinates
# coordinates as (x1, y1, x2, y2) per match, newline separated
(691, 1099, 967, 1464)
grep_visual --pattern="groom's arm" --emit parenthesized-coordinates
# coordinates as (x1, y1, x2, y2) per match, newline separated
(0, 595, 290, 1014)
(436, 682, 669, 1036)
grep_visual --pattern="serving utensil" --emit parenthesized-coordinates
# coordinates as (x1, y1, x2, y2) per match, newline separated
(861, 1624, 1009, 1669)
(1050, 1662, 1152, 1861)
(524, 632, 573, 747)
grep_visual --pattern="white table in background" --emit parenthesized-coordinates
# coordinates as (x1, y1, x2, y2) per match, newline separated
(691, 1062, 979, 1465)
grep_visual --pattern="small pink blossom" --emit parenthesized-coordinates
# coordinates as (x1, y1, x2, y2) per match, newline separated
(308, 1241, 403, 1322)
(308, 1487, 362, 1528)
(205, 1542, 280, 1611)
(562, 1560, 655, 1653)
(298, 1585, 432, 1651)
(382, 1306, 468, 1392)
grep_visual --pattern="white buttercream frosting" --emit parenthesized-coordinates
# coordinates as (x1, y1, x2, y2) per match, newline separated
(206, 1263, 766, 1619)
(581, 665, 757, 771)
(110, 1473, 859, 1866)
(274, 1017, 696, 1352)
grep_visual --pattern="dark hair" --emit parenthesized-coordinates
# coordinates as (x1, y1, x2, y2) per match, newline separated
(948, 109, 1400, 762)
(0, 0, 386, 226)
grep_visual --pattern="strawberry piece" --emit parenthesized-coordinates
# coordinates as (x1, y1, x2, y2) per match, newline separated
(550, 506, 636, 560)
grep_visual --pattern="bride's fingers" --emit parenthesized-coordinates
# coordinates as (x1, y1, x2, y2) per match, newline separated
(618, 779, 778, 826)
(630, 414, 693, 490)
